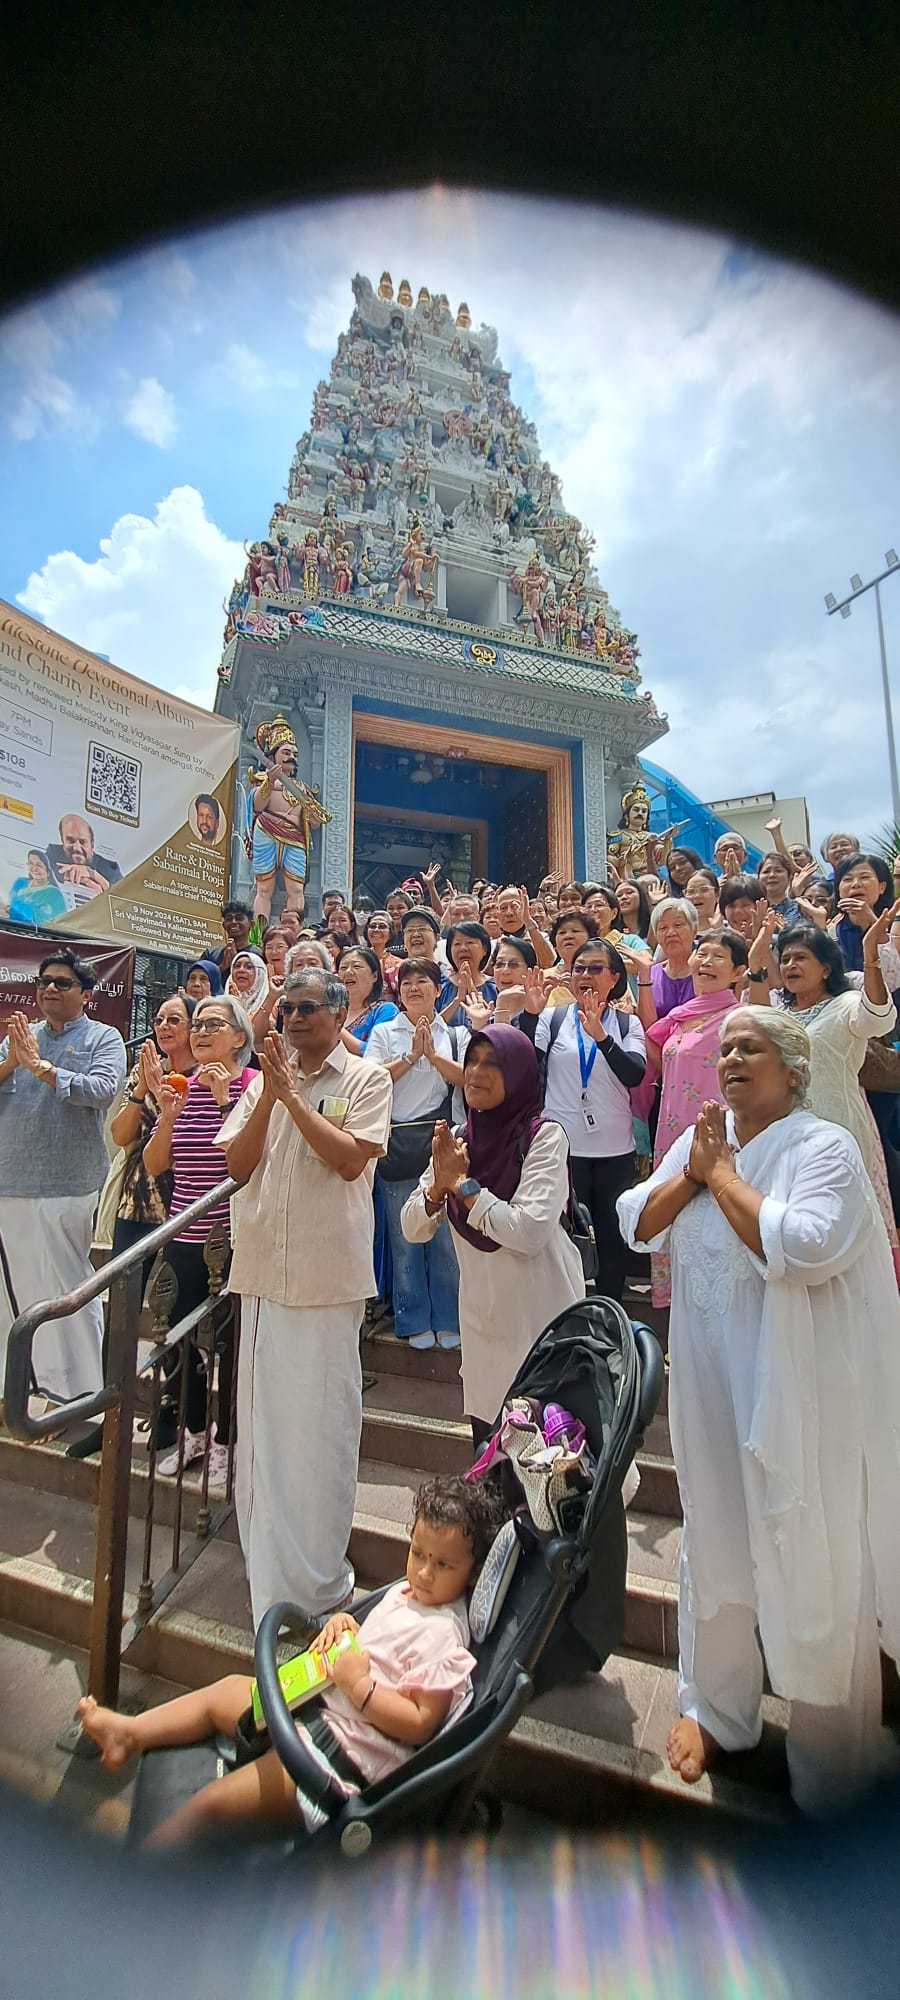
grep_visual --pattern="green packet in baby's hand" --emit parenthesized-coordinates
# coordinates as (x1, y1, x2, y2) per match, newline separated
(250, 1630, 360, 1731)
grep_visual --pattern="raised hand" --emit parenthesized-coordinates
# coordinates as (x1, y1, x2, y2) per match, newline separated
(431, 1119, 469, 1195)
(410, 1015, 430, 1061)
(464, 994, 494, 1031)
(839, 889, 878, 932)
(645, 876, 667, 906)
(791, 861, 817, 896)
(522, 964, 546, 1015)
(196, 1060, 235, 1108)
(156, 1080, 188, 1122)
(259, 1032, 295, 1102)
(863, 897, 900, 962)
(578, 992, 608, 1043)
(423, 861, 441, 885)
(618, 943, 653, 976)
(10, 1012, 41, 1073)
(747, 906, 780, 979)
(764, 816, 782, 834)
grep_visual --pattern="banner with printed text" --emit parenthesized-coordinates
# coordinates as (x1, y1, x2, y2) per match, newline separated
(0, 601, 239, 957)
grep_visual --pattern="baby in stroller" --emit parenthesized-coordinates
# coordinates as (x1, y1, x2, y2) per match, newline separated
(76, 1475, 505, 1848)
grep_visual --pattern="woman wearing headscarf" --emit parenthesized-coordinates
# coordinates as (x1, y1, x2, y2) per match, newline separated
(226, 948, 270, 1050)
(184, 959, 223, 1001)
(401, 1027, 585, 1444)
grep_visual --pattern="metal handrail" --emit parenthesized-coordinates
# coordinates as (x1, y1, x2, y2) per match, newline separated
(2, 1174, 246, 1709)
(3, 1174, 242, 1442)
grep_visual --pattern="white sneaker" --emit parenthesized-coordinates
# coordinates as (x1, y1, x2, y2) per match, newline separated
(157, 1429, 205, 1478)
(206, 1441, 230, 1492)
(408, 1331, 436, 1351)
(437, 1331, 460, 1350)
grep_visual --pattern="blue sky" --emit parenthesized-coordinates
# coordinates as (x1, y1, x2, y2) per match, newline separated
(2, 187, 900, 850)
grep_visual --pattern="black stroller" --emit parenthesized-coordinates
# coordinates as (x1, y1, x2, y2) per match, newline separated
(129, 1299, 663, 1855)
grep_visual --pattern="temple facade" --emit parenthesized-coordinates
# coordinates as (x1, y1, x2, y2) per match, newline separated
(215, 272, 667, 912)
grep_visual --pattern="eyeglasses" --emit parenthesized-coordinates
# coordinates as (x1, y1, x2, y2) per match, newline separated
(191, 1016, 230, 1032)
(280, 999, 325, 1018)
(37, 975, 75, 990)
(577, 962, 613, 977)
(155, 1014, 185, 1029)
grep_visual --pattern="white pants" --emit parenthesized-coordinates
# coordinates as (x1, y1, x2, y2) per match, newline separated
(0, 1192, 103, 1404)
(235, 1295, 365, 1627)
(678, 1537, 886, 1815)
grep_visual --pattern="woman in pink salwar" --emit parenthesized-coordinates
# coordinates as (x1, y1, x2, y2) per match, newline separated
(645, 929, 749, 1305)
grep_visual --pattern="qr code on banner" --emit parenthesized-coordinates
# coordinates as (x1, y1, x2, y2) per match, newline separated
(85, 741, 142, 827)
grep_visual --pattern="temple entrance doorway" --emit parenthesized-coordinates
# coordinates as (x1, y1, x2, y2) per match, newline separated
(351, 713, 572, 896)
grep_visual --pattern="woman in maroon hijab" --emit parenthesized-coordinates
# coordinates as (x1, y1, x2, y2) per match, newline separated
(401, 1026, 585, 1443)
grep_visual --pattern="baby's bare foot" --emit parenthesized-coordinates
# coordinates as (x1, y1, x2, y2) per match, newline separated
(76, 1695, 137, 1770)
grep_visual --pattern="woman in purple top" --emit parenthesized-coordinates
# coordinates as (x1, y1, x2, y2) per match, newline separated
(619, 898, 699, 1151)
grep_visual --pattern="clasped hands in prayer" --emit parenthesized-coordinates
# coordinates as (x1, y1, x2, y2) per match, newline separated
(686, 1101, 737, 1188)
(430, 1120, 470, 1201)
(6, 1011, 43, 1073)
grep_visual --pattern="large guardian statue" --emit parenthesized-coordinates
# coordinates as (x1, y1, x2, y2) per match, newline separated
(247, 716, 331, 922)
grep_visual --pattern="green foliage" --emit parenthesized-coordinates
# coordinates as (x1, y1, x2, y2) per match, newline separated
(869, 822, 900, 863)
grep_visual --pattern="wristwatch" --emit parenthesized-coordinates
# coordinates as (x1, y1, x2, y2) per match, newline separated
(747, 968, 770, 983)
(37, 1059, 54, 1080)
(457, 1177, 481, 1198)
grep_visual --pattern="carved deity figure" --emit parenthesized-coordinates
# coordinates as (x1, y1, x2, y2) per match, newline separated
(274, 537, 292, 595)
(393, 516, 437, 611)
(510, 553, 548, 644)
(248, 716, 331, 923)
(606, 781, 686, 878)
(558, 584, 582, 652)
(245, 540, 277, 599)
(488, 468, 513, 522)
(331, 543, 354, 596)
(300, 530, 327, 600)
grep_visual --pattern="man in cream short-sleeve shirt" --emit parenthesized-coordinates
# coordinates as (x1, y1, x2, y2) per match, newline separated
(218, 968, 392, 1623)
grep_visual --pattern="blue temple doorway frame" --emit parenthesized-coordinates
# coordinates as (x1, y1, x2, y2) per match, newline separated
(350, 711, 575, 893)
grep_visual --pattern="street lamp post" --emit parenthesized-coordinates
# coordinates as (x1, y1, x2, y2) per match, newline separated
(825, 549, 900, 827)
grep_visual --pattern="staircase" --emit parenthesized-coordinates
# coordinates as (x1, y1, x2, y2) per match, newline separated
(0, 1306, 797, 1833)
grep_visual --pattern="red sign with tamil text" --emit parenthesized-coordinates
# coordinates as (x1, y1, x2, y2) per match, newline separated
(0, 927, 134, 1041)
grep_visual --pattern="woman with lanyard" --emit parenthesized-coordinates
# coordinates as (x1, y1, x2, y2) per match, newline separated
(519, 940, 646, 1302)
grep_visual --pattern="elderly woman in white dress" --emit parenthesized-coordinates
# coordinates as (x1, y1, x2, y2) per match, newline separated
(617, 1007, 900, 1815)
(401, 1026, 585, 1445)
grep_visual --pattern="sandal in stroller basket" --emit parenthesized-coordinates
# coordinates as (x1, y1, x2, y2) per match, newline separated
(128, 1299, 663, 1855)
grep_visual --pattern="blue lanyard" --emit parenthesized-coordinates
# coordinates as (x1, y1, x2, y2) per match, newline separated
(574, 1008, 599, 1095)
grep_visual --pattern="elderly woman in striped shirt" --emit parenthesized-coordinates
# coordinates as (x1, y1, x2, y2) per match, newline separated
(143, 993, 255, 1486)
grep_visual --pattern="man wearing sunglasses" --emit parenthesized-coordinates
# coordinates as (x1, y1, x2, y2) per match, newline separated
(0, 949, 126, 1405)
(215, 968, 392, 1625)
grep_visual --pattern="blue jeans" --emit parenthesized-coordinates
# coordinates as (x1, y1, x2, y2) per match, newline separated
(377, 1173, 460, 1340)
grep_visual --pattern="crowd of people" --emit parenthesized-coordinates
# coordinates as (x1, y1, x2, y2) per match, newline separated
(3, 815, 900, 1825)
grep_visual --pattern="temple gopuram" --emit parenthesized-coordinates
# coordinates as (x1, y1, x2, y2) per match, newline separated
(215, 272, 668, 911)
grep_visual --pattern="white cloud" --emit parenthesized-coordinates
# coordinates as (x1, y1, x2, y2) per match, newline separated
(217, 340, 298, 396)
(58, 280, 121, 329)
(123, 375, 177, 447)
(17, 486, 243, 706)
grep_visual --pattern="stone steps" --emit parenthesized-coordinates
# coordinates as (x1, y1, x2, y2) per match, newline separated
(0, 1475, 792, 1830)
(0, 1302, 798, 1832)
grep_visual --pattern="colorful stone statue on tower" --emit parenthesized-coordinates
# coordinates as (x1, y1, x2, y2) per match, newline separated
(247, 716, 331, 922)
(607, 779, 686, 877)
